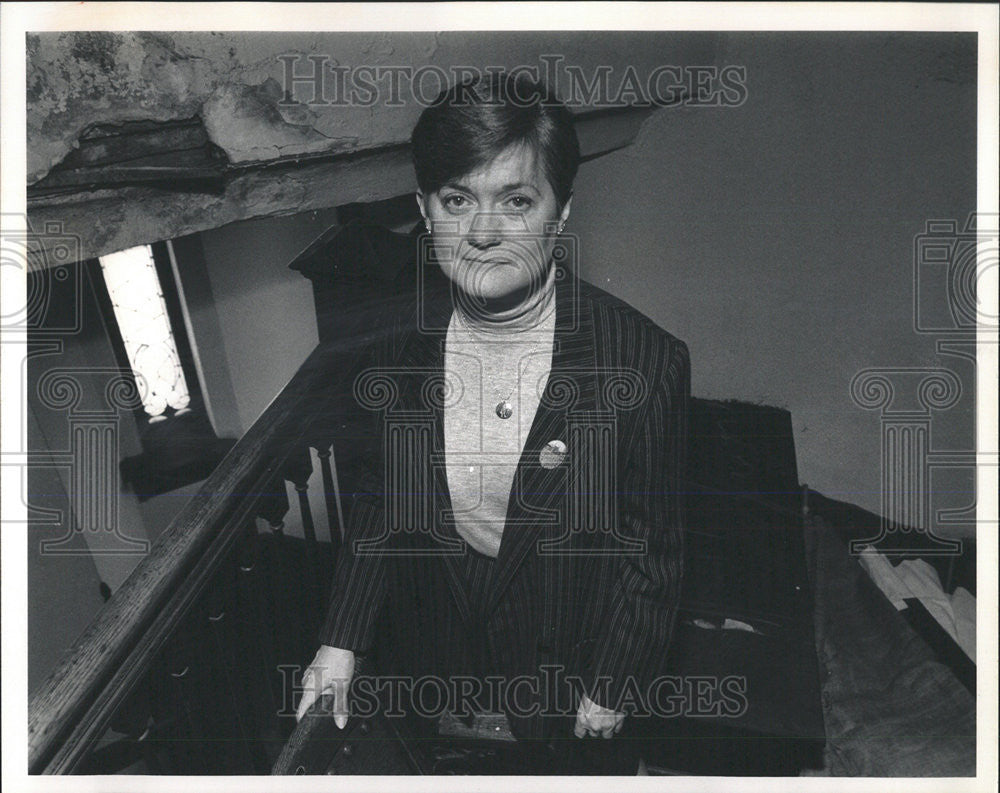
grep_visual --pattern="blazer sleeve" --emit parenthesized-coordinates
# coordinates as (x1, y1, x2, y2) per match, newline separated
(318, 493, 388, 652)
(316, 324, 391, 653)
(586, 335, 689, 710)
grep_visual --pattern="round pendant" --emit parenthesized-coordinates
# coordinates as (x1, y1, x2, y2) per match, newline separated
(495, 400, 513, 419)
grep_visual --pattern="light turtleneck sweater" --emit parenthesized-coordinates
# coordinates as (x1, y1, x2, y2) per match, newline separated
(443, 269, 557, 558)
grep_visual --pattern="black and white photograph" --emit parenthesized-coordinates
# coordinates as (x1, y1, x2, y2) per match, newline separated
(1, 2, 997, 788)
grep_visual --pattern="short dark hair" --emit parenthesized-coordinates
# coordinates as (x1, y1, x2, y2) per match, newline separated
(410, 71, 580, 209)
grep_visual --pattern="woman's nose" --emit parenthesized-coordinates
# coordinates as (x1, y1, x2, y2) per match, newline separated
(466, 212, 504, 249)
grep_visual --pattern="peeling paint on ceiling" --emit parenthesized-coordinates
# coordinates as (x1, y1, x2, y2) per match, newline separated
(26, 31, 722, 258)
(28, 31, 721, 183)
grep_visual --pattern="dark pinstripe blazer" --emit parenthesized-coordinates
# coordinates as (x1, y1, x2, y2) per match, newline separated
(320, 259, 689, 741)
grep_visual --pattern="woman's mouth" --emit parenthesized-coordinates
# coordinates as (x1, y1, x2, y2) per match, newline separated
(466, 258, 514, 266)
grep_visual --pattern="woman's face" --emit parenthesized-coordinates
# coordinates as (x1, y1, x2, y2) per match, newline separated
(417, 143, 572, 307)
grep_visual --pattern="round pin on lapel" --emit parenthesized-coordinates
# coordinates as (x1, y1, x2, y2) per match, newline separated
(539, 439, 568, 469)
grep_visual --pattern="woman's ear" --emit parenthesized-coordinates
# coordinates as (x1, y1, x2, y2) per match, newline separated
(558, 193, 573, 227)
(415, 191, 428, 223)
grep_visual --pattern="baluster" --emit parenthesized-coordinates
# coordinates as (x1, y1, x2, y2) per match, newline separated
(199, 574, 233, 774)
(257, 469, 291, 536)
(162, 645, 211, 774)
(205, 563, 259, 773)
(234, 520, 285, 767)
(283, 446, 325, 632)
(295, 481, 319, 560)
(285, 447, 319, 546)
(160, 605, 220, 774)
(255, 473, 301, 677)
(315, 441, 343, 572)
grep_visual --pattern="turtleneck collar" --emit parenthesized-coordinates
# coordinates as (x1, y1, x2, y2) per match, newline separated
(451, 263, 557, 337)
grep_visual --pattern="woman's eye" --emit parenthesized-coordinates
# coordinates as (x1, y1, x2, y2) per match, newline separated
(443, 195, 469, 210)
(507, 195, 532, 210)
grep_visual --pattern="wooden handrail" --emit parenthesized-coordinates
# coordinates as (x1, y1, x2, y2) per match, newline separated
(27, 340, 346, 773)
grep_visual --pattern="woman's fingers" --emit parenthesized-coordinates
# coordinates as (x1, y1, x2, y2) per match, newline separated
(295, 668, 319, 722)
(574, 694, 626, 738)
(575, 703, 620, 738)
(296, 647, 355, 725)
(295, 669, 351, 728)
(333, 676, 350, 730)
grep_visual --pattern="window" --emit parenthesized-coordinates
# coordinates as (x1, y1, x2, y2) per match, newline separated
(87, 241, 235, 500)
(97, 244, 192, 422)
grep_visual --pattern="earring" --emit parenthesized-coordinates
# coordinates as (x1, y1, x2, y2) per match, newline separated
(557, 222, 565, 235)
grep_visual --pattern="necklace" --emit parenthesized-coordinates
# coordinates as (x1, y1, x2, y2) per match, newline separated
(454, 311, 544, 420)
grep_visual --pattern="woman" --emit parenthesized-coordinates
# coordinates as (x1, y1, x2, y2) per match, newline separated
(297, 71, 690, 774)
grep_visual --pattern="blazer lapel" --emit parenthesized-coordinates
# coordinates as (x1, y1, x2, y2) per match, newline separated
(391, 271, 475, 624)
(487, 272, 598, 614)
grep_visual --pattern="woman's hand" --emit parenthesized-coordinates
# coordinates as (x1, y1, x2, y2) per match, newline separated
(295, 645, 355, 728)
(574, 693, 625, 739)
